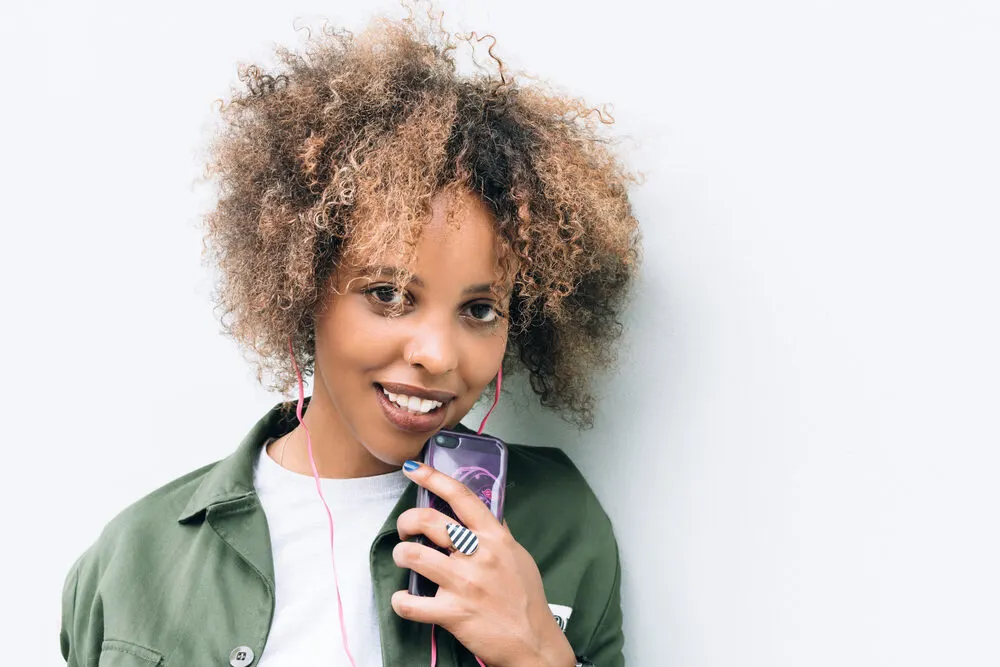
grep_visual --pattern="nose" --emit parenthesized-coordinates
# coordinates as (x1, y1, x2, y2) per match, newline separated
(403, 315, 459, 376)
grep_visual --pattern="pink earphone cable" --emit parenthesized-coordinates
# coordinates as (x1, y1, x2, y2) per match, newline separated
(477, 367, 502, 437)
(289, 339, 357, 667)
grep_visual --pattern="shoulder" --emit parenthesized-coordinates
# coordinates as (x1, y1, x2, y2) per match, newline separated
(506, 442, 600, 506)
(506, 441, 606, 507)
(105, 460, 218, 542)
(503, 441, 618, 550)
(66, 458, 220, 580)
(61, 459, 225, 662)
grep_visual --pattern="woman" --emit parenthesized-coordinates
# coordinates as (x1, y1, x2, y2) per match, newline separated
(60, 14, 639, 667)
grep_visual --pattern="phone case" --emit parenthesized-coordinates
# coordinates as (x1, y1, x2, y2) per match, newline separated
(408, 429, 508, 597)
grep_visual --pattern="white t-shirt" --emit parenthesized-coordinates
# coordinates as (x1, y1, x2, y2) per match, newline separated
(253, 441, 409, 667)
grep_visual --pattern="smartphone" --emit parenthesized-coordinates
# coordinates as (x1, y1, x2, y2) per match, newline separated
(408, 428, 508, 597)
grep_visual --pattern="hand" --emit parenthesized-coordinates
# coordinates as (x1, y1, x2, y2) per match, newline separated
(391, 461, 576, 667)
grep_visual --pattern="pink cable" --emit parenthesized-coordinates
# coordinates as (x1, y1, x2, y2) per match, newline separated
(431, 367, 502, 667)
(476, 367, 502, 436)
(289, 339, 357, 667)
(432, 624, 487, 667)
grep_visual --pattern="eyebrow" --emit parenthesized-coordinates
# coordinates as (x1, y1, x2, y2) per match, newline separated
(364, 265, 496, 296)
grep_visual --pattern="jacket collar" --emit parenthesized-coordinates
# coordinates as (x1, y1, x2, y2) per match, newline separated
(177, 399, 301, 523)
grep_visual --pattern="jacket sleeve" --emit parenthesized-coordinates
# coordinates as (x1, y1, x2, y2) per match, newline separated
(59, 559, 81, 666)
(581, 537, 625, 667)
(60, 549, 101, 667)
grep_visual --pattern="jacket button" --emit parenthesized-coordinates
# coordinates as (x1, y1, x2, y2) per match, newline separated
(229, 646, 255, 667)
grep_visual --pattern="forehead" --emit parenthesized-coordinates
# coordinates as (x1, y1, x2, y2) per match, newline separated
(345, 188, 506, 286)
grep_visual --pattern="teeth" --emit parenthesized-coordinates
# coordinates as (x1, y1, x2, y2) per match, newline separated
(382, 388, 443, 414)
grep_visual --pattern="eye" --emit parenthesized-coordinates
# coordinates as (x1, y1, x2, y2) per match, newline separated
(364, 284, 407, 307)
(463, 302, 500, 323)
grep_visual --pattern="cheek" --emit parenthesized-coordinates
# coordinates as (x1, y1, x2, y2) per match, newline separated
(315, 301, 401, 371)
(461, 329, 508, 388)
(447, 335, 505, 426)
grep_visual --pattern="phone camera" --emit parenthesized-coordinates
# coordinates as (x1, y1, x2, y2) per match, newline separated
(434, 434, 459, 448)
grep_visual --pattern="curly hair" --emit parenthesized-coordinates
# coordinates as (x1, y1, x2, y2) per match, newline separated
(202, 12, 640, 427)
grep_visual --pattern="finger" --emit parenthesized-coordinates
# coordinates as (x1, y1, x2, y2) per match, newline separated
(392, 540, 456, 588)
(391, 589, 458, 625)
(397, 507, 457, 549)
(402, 459, 497, 531)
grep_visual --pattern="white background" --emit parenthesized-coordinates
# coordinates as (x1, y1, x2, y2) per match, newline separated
(2, 0, 998, 664)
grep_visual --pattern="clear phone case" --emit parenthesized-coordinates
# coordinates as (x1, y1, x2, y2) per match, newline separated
(408, 429, 508, 596)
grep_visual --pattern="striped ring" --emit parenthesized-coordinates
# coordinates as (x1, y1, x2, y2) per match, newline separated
(445, 522, 479, 556)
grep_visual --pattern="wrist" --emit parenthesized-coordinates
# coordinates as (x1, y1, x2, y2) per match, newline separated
(503, 623, 575, 667)
(534, 624, 576, 667)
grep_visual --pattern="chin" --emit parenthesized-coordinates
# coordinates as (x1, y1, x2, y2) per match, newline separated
(368, 427, 431, 464)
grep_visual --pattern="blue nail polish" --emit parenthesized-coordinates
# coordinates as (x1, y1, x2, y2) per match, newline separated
(403, 460, 420, 472)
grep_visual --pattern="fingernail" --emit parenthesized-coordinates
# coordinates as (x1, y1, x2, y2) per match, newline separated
(403, 460, 420, 472)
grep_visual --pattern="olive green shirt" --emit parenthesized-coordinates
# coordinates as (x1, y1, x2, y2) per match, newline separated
(60, 400, 624, 666)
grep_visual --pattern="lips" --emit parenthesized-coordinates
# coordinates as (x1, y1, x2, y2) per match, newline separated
(378, 382, 457, 403)
(374, 383, 452, 433)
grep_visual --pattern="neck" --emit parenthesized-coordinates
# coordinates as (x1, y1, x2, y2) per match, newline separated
(267, 387, 399, 480)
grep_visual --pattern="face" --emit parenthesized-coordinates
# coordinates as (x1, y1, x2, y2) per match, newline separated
(310, 189, 510, 473)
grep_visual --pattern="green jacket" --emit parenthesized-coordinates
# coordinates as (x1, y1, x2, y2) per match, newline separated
(60, 401, 624, 666)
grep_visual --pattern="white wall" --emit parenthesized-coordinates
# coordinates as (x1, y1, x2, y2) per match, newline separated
(2, 0, 998, 664)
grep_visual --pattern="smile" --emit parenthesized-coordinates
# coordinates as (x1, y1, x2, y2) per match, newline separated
(374, 382, 454, 433)
(381, 388, 443, 414)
